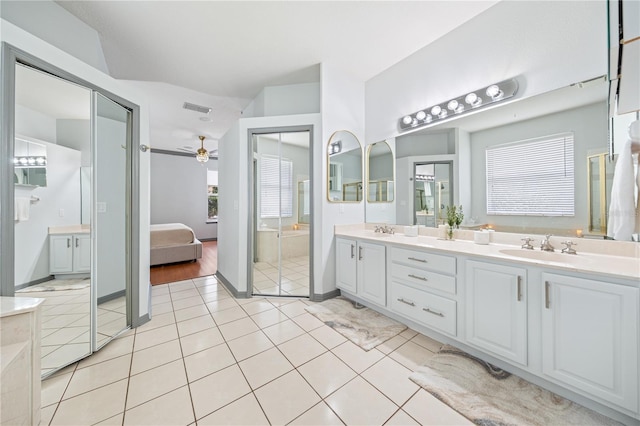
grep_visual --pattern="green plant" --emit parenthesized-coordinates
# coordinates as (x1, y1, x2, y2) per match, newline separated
(455, 205, 464, 229)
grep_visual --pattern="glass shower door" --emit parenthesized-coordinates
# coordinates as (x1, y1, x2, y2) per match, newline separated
(251, 131, 310, 297)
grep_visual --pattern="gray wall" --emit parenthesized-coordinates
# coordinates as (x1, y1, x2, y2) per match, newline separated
(150, 152, 219, 240)
(470, 101, 608, 233)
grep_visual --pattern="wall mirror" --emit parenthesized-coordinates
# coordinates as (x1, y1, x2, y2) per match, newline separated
(14, 138, 47, 187)
(327, 130, 362, 202)
(366, 141, 394, 203)
(388, 75, 612, 237)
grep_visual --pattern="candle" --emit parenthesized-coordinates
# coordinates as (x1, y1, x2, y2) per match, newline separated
(576, 229, 583, 238)
(293, 224, 299, 231)
(437, 224, 447, 239)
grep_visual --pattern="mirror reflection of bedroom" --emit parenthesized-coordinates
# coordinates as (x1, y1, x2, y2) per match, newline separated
(250, 130, 312, 297)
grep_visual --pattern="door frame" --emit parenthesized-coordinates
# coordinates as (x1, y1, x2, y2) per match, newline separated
(247, 125, 314, 298)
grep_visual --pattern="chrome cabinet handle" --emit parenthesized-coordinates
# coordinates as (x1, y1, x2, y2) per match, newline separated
(67, 238, 71, 248)
(545, 281, 550, 309)
(397, 298, 415, 307)
(517, 276, 522, 301)
(408, 257, 427, 263)
(358, 246, 363, 260)
(423, 307, 444, 317)
(350, 244, 355, 259)
(408, 274, 428, 281)
(75, 238, 80, 248)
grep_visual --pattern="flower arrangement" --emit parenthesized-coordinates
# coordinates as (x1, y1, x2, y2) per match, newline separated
(445, 205, 464, 239)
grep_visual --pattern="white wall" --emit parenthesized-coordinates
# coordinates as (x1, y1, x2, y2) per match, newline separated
(150, 153, 218, 240)
(14, 140, 82, 286)
(319, 63, 366, 297)
(15, 104, 57, 142)
(57, 119, 91, 166)
(365, 1, 607, 143)
(0, 0, 110, 73)
(2, 18, 152, 318)
(243, 83, 320, 118)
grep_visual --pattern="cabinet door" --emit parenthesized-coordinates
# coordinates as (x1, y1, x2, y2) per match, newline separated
(336, 238, 357, 293)
(541, 273, 639, 412)
(465, 260, 527, 365)
(357, 241, 386, 306)
(73, 234, 91, 273)
(49, 235, 73, 274)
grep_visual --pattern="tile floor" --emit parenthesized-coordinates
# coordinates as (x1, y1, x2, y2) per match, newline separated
(41, 275, 471, 425)
(252, 256, 310, 297)
(17, 278, 127, 377)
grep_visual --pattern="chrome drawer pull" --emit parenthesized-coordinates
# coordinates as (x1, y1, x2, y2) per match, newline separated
(397, 298, 415, 307)
(423, 307, 444, 317)
(517, 276, 522, 302)
(408, 257, 428, 263)
(350, 244, 355, 259)
(408, 274, 428, 281)
(545, 281, 551, 309)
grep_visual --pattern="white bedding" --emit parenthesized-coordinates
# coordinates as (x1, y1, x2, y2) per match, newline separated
(150, 223, 195, 247)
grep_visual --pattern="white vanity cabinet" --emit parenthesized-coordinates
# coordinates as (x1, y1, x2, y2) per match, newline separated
(541, 273, 639, 413)
(335, 237, 386, 306)
(49, 233, 90, 275)
(389, 246, 457, 336)
(465, 260, 528, 366)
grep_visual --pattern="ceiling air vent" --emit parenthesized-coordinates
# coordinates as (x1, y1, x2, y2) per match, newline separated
(183, 102, 212, 114)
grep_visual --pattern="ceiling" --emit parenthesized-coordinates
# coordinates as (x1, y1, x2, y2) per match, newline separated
(53, 1, 500, 153)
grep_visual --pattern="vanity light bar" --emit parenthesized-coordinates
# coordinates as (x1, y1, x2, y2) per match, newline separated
(399, 78, 519, 132)
(13, 156, 47, 167)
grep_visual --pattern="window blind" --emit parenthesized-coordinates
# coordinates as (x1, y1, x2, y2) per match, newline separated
(260, 155, 293, 218)
(486, 132, 575, 216)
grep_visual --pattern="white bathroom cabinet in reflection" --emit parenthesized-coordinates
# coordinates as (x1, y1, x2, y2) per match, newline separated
(49, 233, 90, 275)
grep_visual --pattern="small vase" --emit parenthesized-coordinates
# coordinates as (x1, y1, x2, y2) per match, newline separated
(447, 225, 454, 240)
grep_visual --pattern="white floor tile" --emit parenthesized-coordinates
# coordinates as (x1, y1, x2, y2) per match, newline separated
(254, 370, 321, 425)
(196, 392, 269, 425)
(325, 376, 397, 426)
(123, 386, 195, 426)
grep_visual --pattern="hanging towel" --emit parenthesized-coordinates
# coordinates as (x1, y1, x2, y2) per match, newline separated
(15, 197, 30, 221)
(607, 137, 640, 241)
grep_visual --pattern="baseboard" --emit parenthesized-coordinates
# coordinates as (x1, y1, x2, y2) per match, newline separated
(215, 271, 250, 299)
(199, 237, 217, 242)
(310, 288, 341, 302)
(15, 275, 54, 291)
(98, 289, 125, 305)
(134, 313, 151, 328)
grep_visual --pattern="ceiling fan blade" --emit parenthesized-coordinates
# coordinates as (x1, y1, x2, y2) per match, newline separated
(175, 147, 196, 153)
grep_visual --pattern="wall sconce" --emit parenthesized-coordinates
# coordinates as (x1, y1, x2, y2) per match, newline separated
(399, 78, 519, 132)
(328, 140, 342, 155)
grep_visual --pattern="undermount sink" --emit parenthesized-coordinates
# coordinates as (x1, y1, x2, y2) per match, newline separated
(371, 232, 392, 237)
(499, 249, 579, 263)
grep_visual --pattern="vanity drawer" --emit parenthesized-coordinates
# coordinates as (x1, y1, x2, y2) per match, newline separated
(390, 281, 457, 336)
(391, 247, 456, 275)
(391, 263, 456, 295)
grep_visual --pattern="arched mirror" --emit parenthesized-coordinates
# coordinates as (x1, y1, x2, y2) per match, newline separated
(366, 141, 394, 202)
(327, 130, 363, 202)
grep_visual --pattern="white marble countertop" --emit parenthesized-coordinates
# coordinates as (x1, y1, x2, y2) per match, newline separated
(48, 225, 90, 235)
(335, 224, 640, 282)
(0, 297, 45, 318)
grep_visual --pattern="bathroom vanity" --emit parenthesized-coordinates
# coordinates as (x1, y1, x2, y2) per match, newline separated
(48, 225, 91, 277)
(335, 224, 640, 424)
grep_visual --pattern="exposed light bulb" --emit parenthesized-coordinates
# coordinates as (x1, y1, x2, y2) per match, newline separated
(415, 111, 427, 121)
(439, 109, 448, 119)
(465, 92, 480, 106)
(430, 105, 442, 116)
(425, 114, 433, 123)
(447, 100, 459, 111)
(402, 115, 412, 125)
(19, 157, 28, 165)
(486, 85, 502, 99)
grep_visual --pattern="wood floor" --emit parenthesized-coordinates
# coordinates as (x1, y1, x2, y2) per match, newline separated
(150, 240, 218, 285)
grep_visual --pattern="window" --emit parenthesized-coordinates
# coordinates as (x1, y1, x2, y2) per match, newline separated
(486, 132, 574, 216)
(260, 155, 293, 218)
(207, 170, 218, 222)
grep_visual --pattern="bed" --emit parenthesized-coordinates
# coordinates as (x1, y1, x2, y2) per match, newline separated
(150, 223, 202, 266)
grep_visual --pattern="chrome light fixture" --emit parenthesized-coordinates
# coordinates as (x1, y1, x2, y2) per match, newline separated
(196, 135, 209, 163)
(399, 78, 519, 132)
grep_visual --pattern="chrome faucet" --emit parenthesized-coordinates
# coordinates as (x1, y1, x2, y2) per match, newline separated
(374, 225, 395, 234)
(540, 234, 555, 252)
(561, 240, 577, 254)
(521, 237, 535, 250)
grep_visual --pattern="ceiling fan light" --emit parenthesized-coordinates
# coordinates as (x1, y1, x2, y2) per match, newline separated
(196, 135, 209, 163)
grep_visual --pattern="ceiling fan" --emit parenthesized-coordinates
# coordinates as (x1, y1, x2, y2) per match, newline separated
(172, 130, 218, 157)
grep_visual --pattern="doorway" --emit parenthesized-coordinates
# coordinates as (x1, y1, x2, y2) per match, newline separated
(249, 127, 312, 297)
(414, 161, 453, 227)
